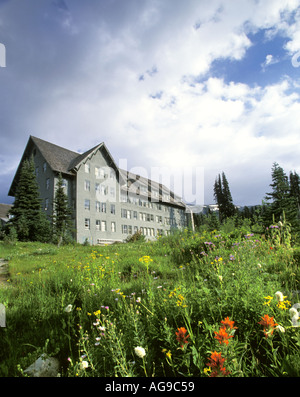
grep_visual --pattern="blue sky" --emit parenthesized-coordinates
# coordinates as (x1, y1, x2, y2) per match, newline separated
(1, 0, 300, 207)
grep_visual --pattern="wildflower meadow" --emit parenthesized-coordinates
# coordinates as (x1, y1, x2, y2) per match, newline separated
(0, 223, 300, 377)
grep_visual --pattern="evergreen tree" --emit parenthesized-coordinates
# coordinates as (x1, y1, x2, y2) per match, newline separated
(263, 163, 300, 238)
(52, 173, 73, 245)
(213, 174, 223, 216)
(264, 162, 293, 224)
(289, 171, 300, 213)
(221, 172, 235, 219)
(213, 172, 235, 222)
(8, 157, 51, 242)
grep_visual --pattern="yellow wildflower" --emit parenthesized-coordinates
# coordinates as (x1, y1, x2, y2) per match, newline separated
(277, 300, 291, 310)
(264, 296, 273, 306)
(203, 367, 212, 375)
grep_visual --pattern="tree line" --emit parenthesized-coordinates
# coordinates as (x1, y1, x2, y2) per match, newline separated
(195, 162, 300, 240)
(2, 157, 300, 244)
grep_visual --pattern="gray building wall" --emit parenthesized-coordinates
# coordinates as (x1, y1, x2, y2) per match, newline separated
(75, 147, 187, 245)
(22, 141, 187, 245)
(75, 148, 121, 244)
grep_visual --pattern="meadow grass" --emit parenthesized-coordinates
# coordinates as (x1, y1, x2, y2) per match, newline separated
(0, 228, 300, 377)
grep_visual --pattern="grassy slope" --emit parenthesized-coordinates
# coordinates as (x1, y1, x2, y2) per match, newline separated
(0, 229, 299, 377)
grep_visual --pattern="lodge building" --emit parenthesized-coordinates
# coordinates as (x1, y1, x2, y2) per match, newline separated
(9, 136, 188, 244)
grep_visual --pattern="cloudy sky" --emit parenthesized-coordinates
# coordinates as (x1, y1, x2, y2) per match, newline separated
(1, 0, 300, 207)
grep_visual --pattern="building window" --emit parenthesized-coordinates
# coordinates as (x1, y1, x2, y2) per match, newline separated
(122, 225, 128, 234)
(96, 201, 101, 212)
(35, 167, 39, 177)
(101, 221, 107, 232)
(85, 163, 90, 173)
(110, 204, 115, 214)
(133, 211, 137, 220)
(45, 198, 49, 211)
(121, 194, 127, 203)
(85, 218, 90, 230)
(140, 212, 146, 221)
(101, 184, 108, 195)
(121, 209, 131, 219)
(95, 167, 106, 179)
(95, 167, 101, 178)
(84, 199, 90, 210)
(111, 221, 116, 233)
(43, 162, 47, 173)
(101, 203, 106, 213)
(62, 179, 67, 188)
(96, 220, 100, 230)
(46, 178, 50, 190)
(110, 187, 115, 197)
(84, 180, 90, 191)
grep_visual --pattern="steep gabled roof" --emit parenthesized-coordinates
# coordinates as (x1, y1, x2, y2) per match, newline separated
(31, 136, 79, 174)
(69, 142, 119, 175)
(9, 136, 79, 196)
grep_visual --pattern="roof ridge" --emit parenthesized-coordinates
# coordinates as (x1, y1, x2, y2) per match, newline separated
(30, 135, 79, 155)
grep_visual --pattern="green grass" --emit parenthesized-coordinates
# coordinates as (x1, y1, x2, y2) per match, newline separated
(0, 228, 300, 377)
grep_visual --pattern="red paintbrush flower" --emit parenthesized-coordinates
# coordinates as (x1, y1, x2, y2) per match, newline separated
(258, 314, 278, 338)
(220, 317, 237, 331)
(214, 327, 234, 345)
(175, 327, 190, 348)
(206, 351, 230, 377)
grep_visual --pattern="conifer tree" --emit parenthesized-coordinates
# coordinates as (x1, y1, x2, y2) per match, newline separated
(213, 174, 223, 216)
(289, 171, 300, 213)
(213, 172, 235, 222)
(8, 156, 51, 242)
(221, 172, 235, 219)
(263, 163, 300, 235)
(52, 173, 73, 245)
(264, 163, 291, 224)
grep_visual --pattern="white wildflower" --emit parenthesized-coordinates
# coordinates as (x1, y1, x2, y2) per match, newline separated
(80, 360, 89, 369)
(64, 304, 73, 313)
(134, 346, 146, 359)
(276, 325, 285, 333)
(290, 304, 300, 327)
(275, 291, 284, 302)
(291, 315, 300, 327)
(289, 307, 299, 319)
